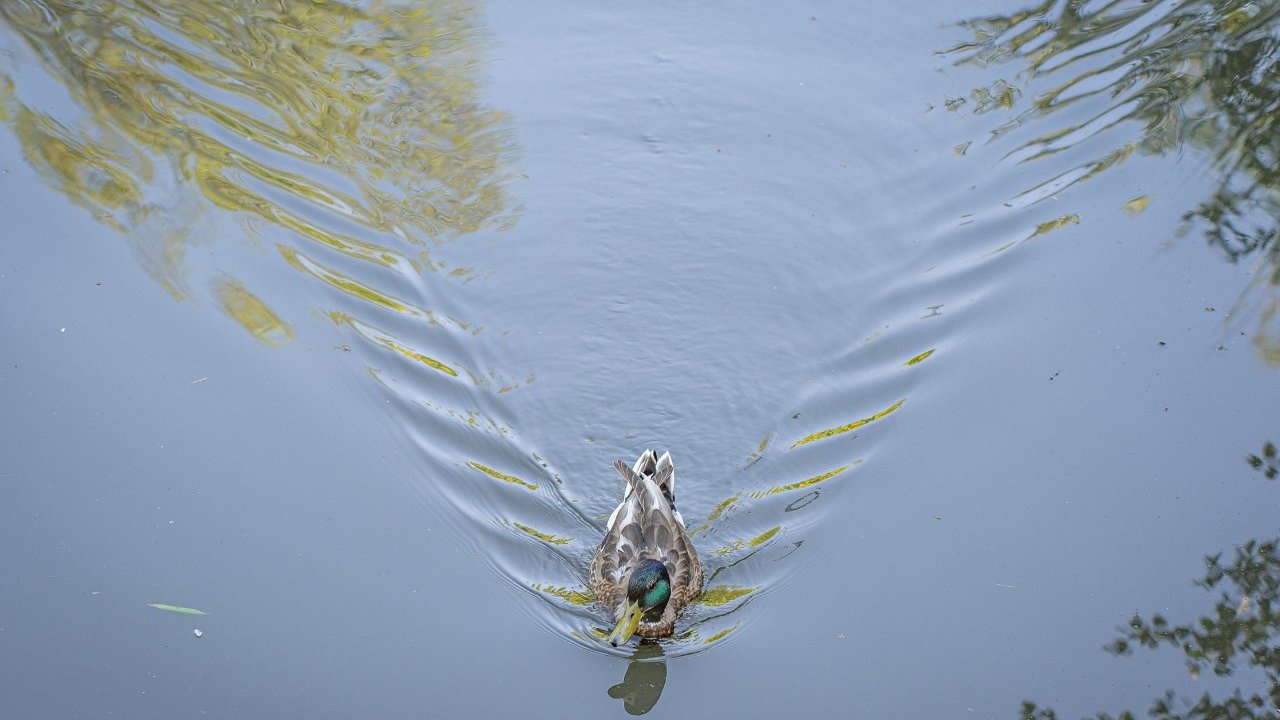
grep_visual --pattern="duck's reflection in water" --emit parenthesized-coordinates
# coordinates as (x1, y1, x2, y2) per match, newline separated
(606, 643, 667, 716)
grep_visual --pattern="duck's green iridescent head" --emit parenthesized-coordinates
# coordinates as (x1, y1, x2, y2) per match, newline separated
(628, 559, 672, 612)
(608, 559, 671, 647)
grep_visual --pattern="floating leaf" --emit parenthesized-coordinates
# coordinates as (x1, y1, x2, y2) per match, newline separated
(1028, 213, 1081, 239)
(904, 348, 935, 366)
(213, 277, 294, 347)
(1123, 195, 1151, 215)
(148, 603, 208, 615)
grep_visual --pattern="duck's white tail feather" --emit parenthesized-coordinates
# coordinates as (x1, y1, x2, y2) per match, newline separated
(655, 451, 676, 499)
(606, 450, 684, 531)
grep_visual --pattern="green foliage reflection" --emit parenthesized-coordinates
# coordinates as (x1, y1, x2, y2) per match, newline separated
(1022, 440, 1280, 720)
(942, 0, 1280, 362)
(1247, 441, 1278, 480)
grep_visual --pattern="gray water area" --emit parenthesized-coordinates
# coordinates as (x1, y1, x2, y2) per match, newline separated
(1, 0, 1278, 717)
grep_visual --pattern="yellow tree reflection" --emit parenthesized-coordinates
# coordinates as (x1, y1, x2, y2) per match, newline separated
(0, 0, 516, 336)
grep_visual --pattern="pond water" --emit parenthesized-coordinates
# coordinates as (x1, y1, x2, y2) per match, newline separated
(1, 0, 1278, 717)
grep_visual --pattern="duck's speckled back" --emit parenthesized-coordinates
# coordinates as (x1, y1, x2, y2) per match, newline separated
(589, 451, 702, 637)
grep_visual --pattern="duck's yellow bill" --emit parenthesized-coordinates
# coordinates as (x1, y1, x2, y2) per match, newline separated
(608, 600, 642, 647)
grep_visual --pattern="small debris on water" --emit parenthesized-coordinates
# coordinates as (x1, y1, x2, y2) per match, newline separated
(1158, 341, 1166, 346)
(995, 583, 1015, 589)
(193, 629, 203, 638)
(336, 344, 352, 351)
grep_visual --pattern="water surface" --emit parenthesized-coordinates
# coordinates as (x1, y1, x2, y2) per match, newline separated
(1, 0, 1278, 717)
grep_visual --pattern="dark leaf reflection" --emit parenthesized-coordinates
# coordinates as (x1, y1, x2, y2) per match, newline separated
(1022, 440, 1280, 720)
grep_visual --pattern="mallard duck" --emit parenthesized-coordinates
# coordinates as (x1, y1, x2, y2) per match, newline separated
(590, 450, 703, 646)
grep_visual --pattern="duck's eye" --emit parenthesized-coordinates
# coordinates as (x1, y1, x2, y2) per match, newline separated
(647, 578, 657, 590)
